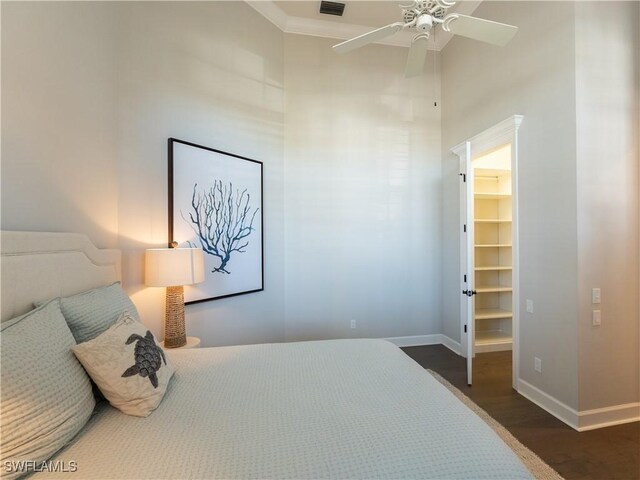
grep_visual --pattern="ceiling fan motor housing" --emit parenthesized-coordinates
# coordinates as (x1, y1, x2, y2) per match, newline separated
(416, 14, 433, 32)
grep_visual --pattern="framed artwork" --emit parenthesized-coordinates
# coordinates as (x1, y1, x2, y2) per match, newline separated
(169, 138, 263, 304)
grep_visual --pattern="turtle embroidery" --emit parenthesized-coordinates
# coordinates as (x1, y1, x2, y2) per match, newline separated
(121, 331, 167, 388)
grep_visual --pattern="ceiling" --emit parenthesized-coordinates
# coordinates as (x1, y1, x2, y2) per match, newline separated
(246, 0, 482, 50)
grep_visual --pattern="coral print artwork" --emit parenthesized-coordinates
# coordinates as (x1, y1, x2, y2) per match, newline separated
(169, 139, 263, 304)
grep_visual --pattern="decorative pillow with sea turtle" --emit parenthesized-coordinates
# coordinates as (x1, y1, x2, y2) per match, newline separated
(71, 311, 174, 417)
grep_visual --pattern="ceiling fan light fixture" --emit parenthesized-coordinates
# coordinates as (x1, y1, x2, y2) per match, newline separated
(416, 14, 433, 32)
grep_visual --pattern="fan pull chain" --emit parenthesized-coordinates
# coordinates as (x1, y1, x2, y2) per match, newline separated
(433, 27, 438, 107)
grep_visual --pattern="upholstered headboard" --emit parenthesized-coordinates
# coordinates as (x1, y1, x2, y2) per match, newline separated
(1, 231, 121, 322)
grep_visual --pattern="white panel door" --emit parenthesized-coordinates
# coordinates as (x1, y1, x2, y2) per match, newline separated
(459, 142, 476, 385)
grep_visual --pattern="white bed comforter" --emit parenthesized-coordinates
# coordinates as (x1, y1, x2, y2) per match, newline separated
(35, 339, 532, 479)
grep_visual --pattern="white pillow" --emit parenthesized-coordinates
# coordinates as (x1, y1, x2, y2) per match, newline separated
(35, 282, 142, 345)
(57, 282, 141, 344)
(72, 312, 174, 417)
(0, 300, 95, 479)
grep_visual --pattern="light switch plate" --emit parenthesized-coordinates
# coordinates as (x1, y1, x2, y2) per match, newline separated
(526, 299, 534, 313)
(592, 288, 601, 304)
(592, 310, 601, 326)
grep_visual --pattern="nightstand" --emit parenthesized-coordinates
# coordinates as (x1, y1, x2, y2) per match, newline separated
(161, 336, 201, 349)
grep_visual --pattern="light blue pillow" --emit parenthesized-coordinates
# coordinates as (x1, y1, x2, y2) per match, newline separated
(54, 282, 141, 344)
(0, 300, 95, 479)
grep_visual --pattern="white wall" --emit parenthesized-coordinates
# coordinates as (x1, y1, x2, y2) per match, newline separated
(1, 2, 120, 248)
(113, 2, 286, 347)
(1, 1, 286, 346)
(441, 1, 580, 409)
(575, 1, 640, 411)
(283, 34, 442, 341)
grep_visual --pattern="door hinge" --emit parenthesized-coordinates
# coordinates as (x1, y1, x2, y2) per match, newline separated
(463, 224, 467, 233)
(459, 173, 466, 182)
(463, 274, 467, 282)
(462, 289, 477, 297)
(464, 325, 467, 333)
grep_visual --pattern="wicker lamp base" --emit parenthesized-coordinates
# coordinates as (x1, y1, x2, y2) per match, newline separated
(164, 286, 187, 348)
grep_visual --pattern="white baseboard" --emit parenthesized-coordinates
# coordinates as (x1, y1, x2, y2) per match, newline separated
(385, 334, 462, 356)
(439, 335, 462, 355)
(386, 337, 639, 432)
(518, 379, 640, 431)
(577, 402, 640, 431)
(385, 334, 442, 348)
(517, 379, 580, 429)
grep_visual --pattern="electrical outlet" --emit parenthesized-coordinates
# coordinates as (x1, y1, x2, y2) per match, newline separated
(592, 310, 601, 326)
(526, 299, 534, 313)
(592, 288, 601, 304)
(350, 319, 356, 329)
(534, 357, 542, 373)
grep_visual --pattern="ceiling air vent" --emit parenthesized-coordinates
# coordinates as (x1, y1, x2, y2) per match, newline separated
(319, 1, 345, 16)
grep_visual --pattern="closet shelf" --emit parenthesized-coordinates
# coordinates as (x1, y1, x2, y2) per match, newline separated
(475, 330, 512, 345)
(474, 193, 511, 200)
(474, 219, 512, 223)
(474, 168, 511, 178)
(470, 160, 514, 354)
(474, 308, 513, 320)
(475, 266, 512, 271)
(475, 286, 513, 293)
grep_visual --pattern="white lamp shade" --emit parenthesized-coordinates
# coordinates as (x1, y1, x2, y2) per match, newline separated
(145, 248, 205, 287)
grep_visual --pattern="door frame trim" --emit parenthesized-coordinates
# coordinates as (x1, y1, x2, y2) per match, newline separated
(451, 115, 524, 389)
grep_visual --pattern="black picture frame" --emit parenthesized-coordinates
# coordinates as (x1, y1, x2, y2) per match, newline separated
(168, 138, 264, 304)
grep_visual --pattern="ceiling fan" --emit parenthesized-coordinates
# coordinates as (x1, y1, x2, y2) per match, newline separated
(332, 0, 518, 78)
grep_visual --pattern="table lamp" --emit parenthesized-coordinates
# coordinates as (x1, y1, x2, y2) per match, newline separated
(145, 247, 205, 348)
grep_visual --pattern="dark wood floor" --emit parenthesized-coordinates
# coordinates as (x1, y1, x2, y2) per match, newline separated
(401, 345, 640, 480)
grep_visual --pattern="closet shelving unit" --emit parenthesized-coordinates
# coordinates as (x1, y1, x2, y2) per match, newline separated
(473, 167, 513, 353)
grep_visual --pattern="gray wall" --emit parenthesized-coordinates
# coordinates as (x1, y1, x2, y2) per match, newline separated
(575, 1, 640, 411)
(1, 2, 120, 248)
(283, 34, 442, 341)
(441, 1, 580, 408)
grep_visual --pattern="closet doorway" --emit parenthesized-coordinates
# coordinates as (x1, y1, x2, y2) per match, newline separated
(452, 116, 523, 387)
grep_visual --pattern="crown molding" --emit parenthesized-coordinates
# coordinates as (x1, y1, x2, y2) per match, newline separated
(246, 0, 482, 51)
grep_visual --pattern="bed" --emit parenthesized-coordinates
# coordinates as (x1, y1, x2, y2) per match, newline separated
(1, 231, 534, 479)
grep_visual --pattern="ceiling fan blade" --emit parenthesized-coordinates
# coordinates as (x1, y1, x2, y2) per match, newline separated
(444, 14, 518, 46)
(333, 22, 404, 53)
(405, 34, 430, 78)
